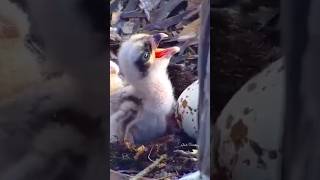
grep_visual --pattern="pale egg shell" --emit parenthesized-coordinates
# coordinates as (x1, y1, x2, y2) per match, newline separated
(216, 58, 285, 180)
(176, 80, 199, 139)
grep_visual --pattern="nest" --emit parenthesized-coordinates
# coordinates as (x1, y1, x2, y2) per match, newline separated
(109, 0, 202, 178)
(110, 132, 198, 179)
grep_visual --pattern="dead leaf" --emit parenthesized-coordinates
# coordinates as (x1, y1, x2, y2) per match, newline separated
(120, 21, 136, 34)
(120, 9, 146, 19)
(186, 0, 202, 11)
(134, 145, 147, 160)
(144, 10, 191, 31)
(139, 0, 161, 21)
(110, 0, 121, 12)
(149, 0, 186, 23)
(111, 11, 121, 26)
(178, 18, 201, 40)
(123, 0, 140, 12)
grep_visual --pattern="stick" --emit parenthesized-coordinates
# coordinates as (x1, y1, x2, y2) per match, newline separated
(130, 154, 167, 180)
(147, 145, 155, 162)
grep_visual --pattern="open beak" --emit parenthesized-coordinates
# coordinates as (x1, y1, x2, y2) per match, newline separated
(155, 47, 180, 59)
(151, 33, 180, 59)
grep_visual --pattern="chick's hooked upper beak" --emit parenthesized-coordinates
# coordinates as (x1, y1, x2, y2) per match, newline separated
(150, 33, 180, 60)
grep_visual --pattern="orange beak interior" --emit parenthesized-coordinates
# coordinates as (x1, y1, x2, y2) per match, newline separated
(154, 47, 180, 59)
(155, 49, 171, 59)
(151, 33, 180, 60)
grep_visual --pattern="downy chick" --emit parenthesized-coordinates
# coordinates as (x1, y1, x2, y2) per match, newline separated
(112, 33, 180, 144)
(110, 60, 125, 95)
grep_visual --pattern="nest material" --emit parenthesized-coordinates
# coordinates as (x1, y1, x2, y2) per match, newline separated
(109, 0, 202, 179)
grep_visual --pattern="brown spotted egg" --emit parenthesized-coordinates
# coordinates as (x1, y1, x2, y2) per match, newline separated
(176, 80, 199, 139)
(216, 58, 285, 180)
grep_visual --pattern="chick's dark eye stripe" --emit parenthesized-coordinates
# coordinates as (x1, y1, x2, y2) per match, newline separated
(134, 42, 152, 77)
(143, 41, 152, 55)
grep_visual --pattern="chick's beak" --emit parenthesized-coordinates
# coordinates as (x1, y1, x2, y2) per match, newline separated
(151, 33, 180, 59)
(152, 33, 168, 46)
(155, 47, 180, 59)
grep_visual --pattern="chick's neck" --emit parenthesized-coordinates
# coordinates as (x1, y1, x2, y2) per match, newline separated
(133, 70, 174, 110)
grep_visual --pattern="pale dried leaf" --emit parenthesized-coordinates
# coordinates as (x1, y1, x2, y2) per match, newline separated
(110, 0, 120, 12)
(120, 9, 146, 19)
(178, 18, 201, 40)
(144, 10, 190, 31)
(139, 0, 161, 21)
(123, 0, 139, 12)
(149, 0, 186, 23)
(139, 0, 161, 11)
(187, 0, 202, 11)
(111, 11, 121, 26)
(120, 21, 135, 34)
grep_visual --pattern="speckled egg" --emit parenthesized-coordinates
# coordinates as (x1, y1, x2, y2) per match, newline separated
(216, 58, 285, 180)
(176, 80, 199, 139)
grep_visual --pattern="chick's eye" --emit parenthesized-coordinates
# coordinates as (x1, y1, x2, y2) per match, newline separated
(142, 52, 150, 61)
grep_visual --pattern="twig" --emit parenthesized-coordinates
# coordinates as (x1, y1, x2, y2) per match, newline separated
(175, 143, 199, 149)
(144, 11, 191, 31)
(130, 154, 167, 180)
(173, 150, 198, 158)
(121, 10, 146, 19)
(147, 145, 155, 162)
(178, 156, 198, 162)
(118, 170, 140, 174)
(156, 175, 174, 180)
